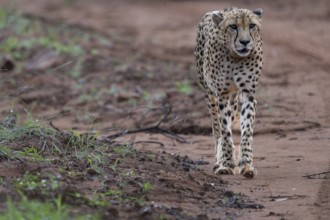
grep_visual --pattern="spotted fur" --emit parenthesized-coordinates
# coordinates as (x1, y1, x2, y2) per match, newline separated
(194, 8, 263, 178)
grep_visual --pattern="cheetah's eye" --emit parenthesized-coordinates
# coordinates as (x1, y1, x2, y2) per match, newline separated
(229, 24, 237, 30)
(249, 24, 256, 29)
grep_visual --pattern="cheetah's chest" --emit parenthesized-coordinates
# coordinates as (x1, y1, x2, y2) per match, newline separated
(203, 52, 239, 94)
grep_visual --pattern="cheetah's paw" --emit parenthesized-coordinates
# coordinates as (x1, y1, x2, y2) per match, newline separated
(213, 164, 235, 175)
(238, 163, 257, 179)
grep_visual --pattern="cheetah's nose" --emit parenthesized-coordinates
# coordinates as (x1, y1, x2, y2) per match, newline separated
(239, 39, 250, 46)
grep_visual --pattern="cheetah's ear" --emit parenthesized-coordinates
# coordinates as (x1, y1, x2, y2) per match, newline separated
(253, 8, 263, 18)
(212, 12, 224, 26)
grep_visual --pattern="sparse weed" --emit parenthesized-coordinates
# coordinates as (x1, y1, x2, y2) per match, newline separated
(158, 215, 167, 220)
(66, 127, 107, 174)
(87, 189, 124, 207)
(142, 91, 166, 108)
(20, 146, 44, 162)
(128, 98, 137, 108)
(125, 170, 135, 176)
(14, 172, 59, 193)
(146, 152, 156, 160)
(0, 193, 99, 220)
(0, 145, 44, 163)
(77, 88, 112, 105)
(0, 110, 63, 162)
(68, 130, 97, 151)
(176, 80, 192, 95)
(68, 57, 84, 78)
(142, 182, 153, 193)
(0, 176, 4, 184)
(0, 111, 55, 144)
(110, 159, 121, 171)
(0, 146, 16, 161)
(113, 145, 133, 157)
(0, 8, 85, 76)
(87, 188, 146, 208)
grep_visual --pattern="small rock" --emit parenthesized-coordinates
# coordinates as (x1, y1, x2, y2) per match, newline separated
(140, 206, 152, 215)
(0, 55, 15, 72)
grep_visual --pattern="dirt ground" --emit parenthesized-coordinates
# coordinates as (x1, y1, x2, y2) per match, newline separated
(0, 0, 330, 219)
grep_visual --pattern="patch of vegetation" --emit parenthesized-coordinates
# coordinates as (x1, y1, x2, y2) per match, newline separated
(0, 110, 148, 216)
(0, 111, 55, 144)
(14, 172, 59, 193)
(0, 8, 84, 57)
(176, 80, 193, 95)
(1, 193, 99, 220)
(85, 187, 148, 208)
(142, 181, 153, 193)
(66, 129, 108, 173)
(113, 144, 134, 157)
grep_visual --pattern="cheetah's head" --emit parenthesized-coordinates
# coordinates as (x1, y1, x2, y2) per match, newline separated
(212, 8, 263, 58)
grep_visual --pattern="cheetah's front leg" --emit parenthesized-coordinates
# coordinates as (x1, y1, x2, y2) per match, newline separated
(214, 95, 235, 175)
(238, 92, 257, 178)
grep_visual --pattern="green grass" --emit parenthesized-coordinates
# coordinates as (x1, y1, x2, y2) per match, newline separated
(0, 110, 108, 172)
(0, 8, 84, 57)
(0, 8, 87, 77)
(113, 145, 133, 157)
(14, 172, 59, 193)
(1, 193, 99, 220)
(66, 129, 108, 173)
(0, 112, 55, 144)
(142, 181, 153, 192)
(0, 110, 165, 218)
(176, 80, 193, 95)
(0, 145, 45, 162)
(0, 111, 68, 164)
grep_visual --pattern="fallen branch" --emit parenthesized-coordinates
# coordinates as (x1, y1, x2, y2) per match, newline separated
(49, 121, 61, 132)
(106, 105, 189, 143)
(133, 141, 165, 147)
(303, 171, 330, 179)
(270, 194, 308, 202)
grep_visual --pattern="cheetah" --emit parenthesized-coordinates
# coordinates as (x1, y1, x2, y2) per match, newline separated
(194, 7, 263, 178)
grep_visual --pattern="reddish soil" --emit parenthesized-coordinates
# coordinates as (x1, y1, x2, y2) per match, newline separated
(0, 0, 330, 219)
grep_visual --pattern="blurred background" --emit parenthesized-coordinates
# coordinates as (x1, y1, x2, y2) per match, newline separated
(0, 0, 329, 135)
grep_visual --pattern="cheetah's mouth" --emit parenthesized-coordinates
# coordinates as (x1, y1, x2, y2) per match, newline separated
(237, 48, 250, 54)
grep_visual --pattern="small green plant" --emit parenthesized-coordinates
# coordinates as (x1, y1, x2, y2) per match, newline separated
(87, 189, 124, 207)
(68, 131, 95, 149)
(0, 37, 19, 53)
(14, 172, 59, 193)
(176, 80, 192, 95)
(67, 57, 84, 78)
(158, 215, 167, 220)
(125, 170, 135, 177)
(110, 159, 121, 171)
(0, 146, 16, 161)
(113, 145, 133, 157)
(142, 182, 153, 193)
(20, 146, 44, 162)
(0, 111, 55, 144)
(142, 91, 166, 108)
(87, 188, 145, 207)
(66, 128, 107, 174)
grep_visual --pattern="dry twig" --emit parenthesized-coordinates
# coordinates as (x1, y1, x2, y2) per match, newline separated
(303, 171, 330, 179)
(49, 121, 61, 132)
(133, 141, 165, 147)
(106, 105, 189, 143)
